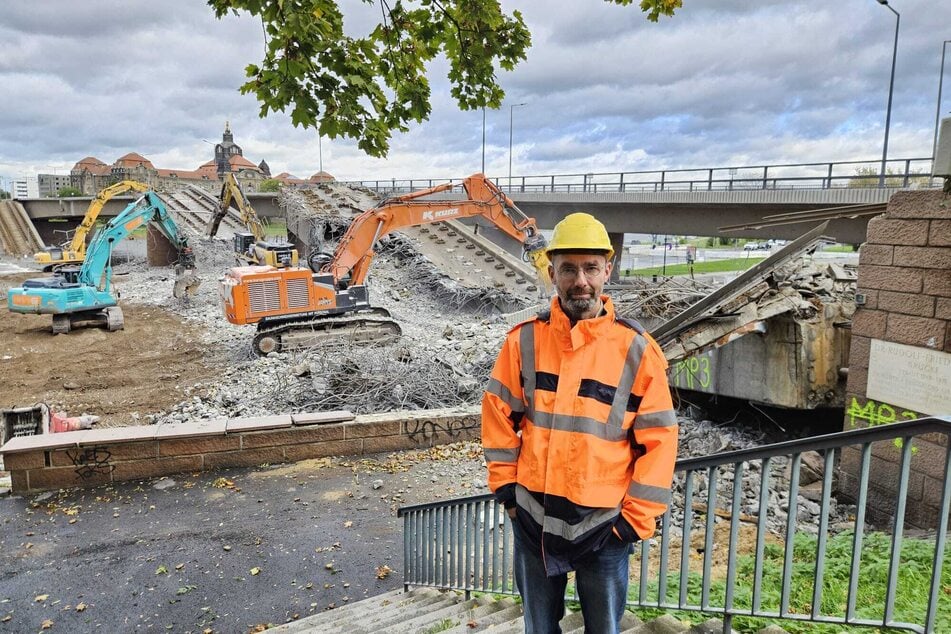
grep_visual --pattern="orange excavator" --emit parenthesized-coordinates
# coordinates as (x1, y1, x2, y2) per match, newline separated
(219, 173, 551, 355)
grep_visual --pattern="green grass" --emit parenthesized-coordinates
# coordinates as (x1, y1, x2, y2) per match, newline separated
(263, 219, 288, 238)
(631, 531, 951, 633)
(821, 244, 858, 253)
(423, 618, 458, 633)
(623, 257, 766, 277)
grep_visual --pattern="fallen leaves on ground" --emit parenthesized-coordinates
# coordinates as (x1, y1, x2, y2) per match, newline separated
(41, 619, 54, 629)
(34, 594, 49, 603)
(250, 567, 261, 576)
(375, 565, 392, 579)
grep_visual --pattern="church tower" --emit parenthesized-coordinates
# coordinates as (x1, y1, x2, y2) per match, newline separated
(214, 121, 243, 176)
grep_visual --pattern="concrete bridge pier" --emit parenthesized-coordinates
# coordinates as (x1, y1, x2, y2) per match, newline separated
(609, 232, 624, 281)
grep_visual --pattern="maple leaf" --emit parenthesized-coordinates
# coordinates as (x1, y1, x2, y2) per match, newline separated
(76, 603, 87, 612)
(41, 619, 54, 629)
(375, 565, 392, 579)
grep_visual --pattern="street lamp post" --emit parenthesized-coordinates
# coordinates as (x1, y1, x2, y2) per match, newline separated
(933, 40, 951, 161)
(508, 102, 527, 188)
(876, 0, 900, 187)
(481, 108, 486, 174)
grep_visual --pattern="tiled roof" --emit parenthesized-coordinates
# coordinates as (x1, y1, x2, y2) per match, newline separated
(115, 152, 155, 169)
(228, 154, 261, 171)
(72, 156, 110, 175)
(309, 171, 335, 182)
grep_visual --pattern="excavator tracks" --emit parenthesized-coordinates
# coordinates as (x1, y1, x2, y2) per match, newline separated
(252, 308, 401, 356)
(0, 200, 44, 256)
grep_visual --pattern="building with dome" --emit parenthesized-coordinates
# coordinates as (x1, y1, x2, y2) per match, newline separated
(65, 123, 332, 196)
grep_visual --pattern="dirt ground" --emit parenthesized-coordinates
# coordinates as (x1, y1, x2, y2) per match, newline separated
(1, 271, 219, 428)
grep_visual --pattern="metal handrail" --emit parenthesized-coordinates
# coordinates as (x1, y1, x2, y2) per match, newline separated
(398, 416, 951, 632)
(347, 157, 938, 195)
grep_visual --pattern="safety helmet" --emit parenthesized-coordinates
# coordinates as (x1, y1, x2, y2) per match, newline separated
(545, 212, 614, 259)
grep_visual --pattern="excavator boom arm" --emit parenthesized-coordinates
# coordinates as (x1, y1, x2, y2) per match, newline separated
(80, 192, 195, 292)
(208, 173, 265, 240)
(325, 174, 550, 289)
(68, 180, 150, 253)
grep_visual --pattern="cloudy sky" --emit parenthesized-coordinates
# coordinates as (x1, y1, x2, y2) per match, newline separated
(2, 0, 950, 185)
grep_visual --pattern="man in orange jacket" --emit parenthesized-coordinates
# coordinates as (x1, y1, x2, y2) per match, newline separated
(482, 212, 679, 634)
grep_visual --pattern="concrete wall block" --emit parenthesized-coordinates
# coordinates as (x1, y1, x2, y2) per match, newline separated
(923, 270, 951, 298)
(885, 313, 947, 349)
(851, 309, 887, 338)
(25, 465, 112, 492)
(936, 298, 951, 321)
(96, 441, 159, 462)
(3, 450, 46, 471)
(112, 456, 204, 483)
(856, 265, 923, 293)
(361, 435, 420, 454)
(893, 246, 951, 270)
(858, 244, 894, 266)
(11, 470, 28, 493)
(859, 289, 879, 310)
(343, 420, 402, 439)
(845, 365, 868, 396)
(203, 447, 288, 470)
(848, 336, 871, 371)
(908, 437, 950, 479)
(920, 431, 949, 447)
(885, 191, 951, 219)
(240, 426, 345, 449)
(905, 502, 942, 530)
(929, 219, 951, 246)
(159, 435, 241, 457)
(947, 322, 951, 353)
(877, 290, 935, 318)
(49, 442, 156, 467)
(865, 218, 930, 246)
(922, 474, 951, 506)
(839, 445, 924, 500)
(284, 439, 363, 462)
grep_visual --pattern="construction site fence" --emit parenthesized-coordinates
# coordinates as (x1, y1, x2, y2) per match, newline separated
(349, 157, 938, 195)
(397, 416, 951, 633)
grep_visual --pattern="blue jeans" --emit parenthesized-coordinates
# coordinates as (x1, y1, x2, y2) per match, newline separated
(512, 521, 632, 634)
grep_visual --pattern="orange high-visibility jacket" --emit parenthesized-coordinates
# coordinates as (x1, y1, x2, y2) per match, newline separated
(482, 295, 678, 575)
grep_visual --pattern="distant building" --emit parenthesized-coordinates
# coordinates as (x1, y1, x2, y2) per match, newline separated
(12, 176, 39, 198)
(62, 123, 333, 196)
(38, 173, 73, 197)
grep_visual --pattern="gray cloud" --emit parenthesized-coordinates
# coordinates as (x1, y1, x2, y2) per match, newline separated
(1, 0, 949, 185)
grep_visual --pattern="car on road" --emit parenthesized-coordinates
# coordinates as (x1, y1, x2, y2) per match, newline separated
(744, 242, 766, 251)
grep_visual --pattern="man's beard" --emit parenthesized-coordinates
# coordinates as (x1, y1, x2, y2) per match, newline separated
(561, 293, 598, 320)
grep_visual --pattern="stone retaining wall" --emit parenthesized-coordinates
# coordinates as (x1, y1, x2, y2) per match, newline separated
(0, 407, 481, 495)
(843, 190, 951, 527)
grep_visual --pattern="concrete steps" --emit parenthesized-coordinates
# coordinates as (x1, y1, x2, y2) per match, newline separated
(263, 587, 794, 634)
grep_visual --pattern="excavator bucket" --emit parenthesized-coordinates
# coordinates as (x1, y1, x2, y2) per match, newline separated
(173, 266, 201, 298)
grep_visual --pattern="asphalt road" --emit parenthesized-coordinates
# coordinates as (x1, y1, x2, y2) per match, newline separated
(0, 448, 486, 633)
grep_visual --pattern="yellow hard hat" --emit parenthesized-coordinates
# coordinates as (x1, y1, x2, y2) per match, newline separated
(546, 212, 614, 259)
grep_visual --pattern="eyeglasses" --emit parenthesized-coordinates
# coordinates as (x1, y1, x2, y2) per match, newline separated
(556, 264, 604, 278)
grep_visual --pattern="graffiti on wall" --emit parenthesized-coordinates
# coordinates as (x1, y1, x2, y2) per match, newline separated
(670, 354, 712, 391)
(66, 446, 115, 479)
(406, 417, 479, 445)
(847, 397, 921, 451)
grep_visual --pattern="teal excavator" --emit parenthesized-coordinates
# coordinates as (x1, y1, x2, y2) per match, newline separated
(7, 191, 200, 333)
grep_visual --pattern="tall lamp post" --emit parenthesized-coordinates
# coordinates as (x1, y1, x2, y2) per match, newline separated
(876, 0, 900, 187)
(481, 108, 486, 174)
(508, 102, 527, 188)
(933, 40, 951, 161)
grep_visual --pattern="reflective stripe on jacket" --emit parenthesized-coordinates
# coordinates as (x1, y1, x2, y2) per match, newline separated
(482, 295, 678, 575)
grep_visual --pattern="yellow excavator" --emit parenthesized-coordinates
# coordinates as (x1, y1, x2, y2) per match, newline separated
(207, 173, 299, 268)
(34, 180, 150, 271)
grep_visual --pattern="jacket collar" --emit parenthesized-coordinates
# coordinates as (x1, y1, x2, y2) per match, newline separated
(548, 295, 616, 351)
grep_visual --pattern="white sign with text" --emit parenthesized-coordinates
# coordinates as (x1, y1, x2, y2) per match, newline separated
(867, 339, 951, 416)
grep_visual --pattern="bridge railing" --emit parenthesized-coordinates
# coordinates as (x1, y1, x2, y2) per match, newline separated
(348, 157, 938, 195)
(398, 417, 951, 633)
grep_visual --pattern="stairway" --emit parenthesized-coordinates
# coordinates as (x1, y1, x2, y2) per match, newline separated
(263, 587, 789, 634)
